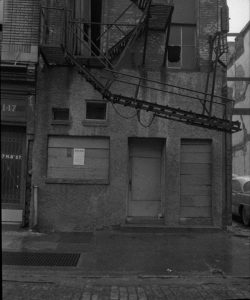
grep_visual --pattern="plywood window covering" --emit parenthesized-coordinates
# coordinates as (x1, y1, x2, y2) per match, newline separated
(47, 136, 109, 182)
(180, 139, 212, 225)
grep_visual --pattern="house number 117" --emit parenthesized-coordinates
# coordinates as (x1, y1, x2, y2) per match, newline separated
(1, 104, 17, 112)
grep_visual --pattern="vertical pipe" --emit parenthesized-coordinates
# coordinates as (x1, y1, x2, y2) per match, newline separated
(33, 185, 38, 227)
(209, 34, 220, 117)
(163, 7, 174, 66)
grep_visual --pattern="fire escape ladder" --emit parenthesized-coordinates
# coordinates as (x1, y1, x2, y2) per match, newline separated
(130, 0, 151, 11)
(41, 3, 240, 133)
(105, 19, 146, 62)
(202, 32, 229, 116)
(63, 48, 240, 133)
(103, 0, 153, 66)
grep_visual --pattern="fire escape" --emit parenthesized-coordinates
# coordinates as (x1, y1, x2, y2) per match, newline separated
(40, 0, 241, 133)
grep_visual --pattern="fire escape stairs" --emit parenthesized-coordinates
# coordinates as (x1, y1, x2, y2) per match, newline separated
(105, 21, 146, 62)
(130, 0, 150, 11)
(40, 2, 241, 133)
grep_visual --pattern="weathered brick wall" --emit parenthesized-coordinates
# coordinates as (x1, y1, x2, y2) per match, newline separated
(34, 65, 226, 231)
(198, 0, 228, 70)
(34, 0, 229, 231)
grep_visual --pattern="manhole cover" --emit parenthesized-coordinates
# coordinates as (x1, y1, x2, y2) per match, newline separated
(2, 252, 80, 266)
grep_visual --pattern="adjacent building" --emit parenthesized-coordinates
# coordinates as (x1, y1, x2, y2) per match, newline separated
(1, 0, 40, 226)
(227, 21, 250, 176)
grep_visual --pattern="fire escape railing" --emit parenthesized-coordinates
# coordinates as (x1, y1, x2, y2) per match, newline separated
(40, 1, 241, 133)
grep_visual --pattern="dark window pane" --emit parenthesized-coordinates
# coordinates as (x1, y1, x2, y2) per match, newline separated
(86, 102, 106, 120)
(182, 26, 196, 45)
(169, 25, 181, 45)
(182, 46, 196, 69)
(168, 46, 181, 62)
(52, 108, 69, 120)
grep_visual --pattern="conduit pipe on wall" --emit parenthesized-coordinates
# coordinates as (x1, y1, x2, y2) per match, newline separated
(33, 186, 38, 227)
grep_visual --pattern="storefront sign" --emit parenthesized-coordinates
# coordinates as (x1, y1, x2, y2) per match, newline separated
(1, 153, 22, 160)
(73, 148, 85, 165)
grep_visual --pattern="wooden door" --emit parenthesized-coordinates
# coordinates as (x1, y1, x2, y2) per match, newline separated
(128, 139, 163, 217)
(180, 139, 212, 225)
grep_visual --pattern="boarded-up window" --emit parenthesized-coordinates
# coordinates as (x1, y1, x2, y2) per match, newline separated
(180, 139, 212, 225)
(47, 136, 109, 182)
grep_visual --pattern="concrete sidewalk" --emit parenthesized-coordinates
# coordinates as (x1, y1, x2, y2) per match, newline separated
(2, 225, 250, 299)
(2, 225, 250, 277)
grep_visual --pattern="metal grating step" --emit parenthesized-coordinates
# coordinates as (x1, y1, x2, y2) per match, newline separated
(2, 252, 81, 267)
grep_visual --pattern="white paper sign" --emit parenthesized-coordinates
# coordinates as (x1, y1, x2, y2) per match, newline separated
(73, 148, 85, 165)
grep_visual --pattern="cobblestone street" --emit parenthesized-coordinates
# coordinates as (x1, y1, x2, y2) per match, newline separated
(3, 277, 250, 300)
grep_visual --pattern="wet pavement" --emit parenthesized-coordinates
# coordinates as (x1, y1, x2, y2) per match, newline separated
(2, 222, 250, 277)
(2, 222, 250, 299)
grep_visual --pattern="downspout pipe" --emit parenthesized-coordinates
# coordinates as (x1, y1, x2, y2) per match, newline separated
(33, 186, 38, 228)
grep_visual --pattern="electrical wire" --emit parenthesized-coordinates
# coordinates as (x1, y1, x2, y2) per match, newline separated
(136, 110, 156, 128)
(100, 75, 226, 107)
(104, 68, 234, 103)
(111, 102, 138, 119)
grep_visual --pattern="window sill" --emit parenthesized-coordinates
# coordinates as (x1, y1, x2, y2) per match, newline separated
(51, 120, 71, 125)
(45, 178, 109, 185)
(82, 120, 108, 127)
(167, 67, 200, 72)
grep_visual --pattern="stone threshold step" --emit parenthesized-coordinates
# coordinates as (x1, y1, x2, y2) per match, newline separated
(113, 224, 222, 233)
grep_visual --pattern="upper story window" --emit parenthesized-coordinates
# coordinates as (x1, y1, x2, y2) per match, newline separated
(167, 0, 197, 70)
(168, 25, 196, 70)
(72, 0, 102, 56)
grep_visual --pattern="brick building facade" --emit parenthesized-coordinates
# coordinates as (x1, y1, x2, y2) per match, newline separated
(1, 0, 235, 231)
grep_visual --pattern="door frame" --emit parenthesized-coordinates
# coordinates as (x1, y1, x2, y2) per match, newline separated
(127, 137, 166, 219)
(1, 124, 27, 211)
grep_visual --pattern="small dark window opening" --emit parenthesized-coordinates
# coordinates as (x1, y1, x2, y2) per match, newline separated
(86, 102, 106, 120)
(52, 108, 69, 120)
(168, 46, 181, 62)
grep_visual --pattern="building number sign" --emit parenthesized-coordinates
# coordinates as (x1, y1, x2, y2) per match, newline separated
(1, 104, 17, 112)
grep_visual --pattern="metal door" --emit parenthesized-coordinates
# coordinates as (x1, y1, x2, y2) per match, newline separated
(128, 139, 163, 217)
(180, 139, 212, 225)
(1, 126, 26, 206)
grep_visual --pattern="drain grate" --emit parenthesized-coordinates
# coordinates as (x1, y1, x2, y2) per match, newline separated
(2, 252, 80, 266)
